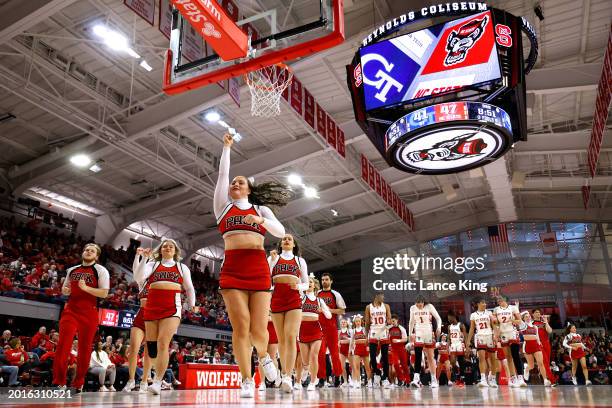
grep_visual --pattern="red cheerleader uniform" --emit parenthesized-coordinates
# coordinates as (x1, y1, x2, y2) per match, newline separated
(217, 203, 270, 291)
(143, 263, 184, 321)
(270, 255, 303, 313)
(299, 295, 323, 343)
(438, 341, 450, 364)
(53, 263, 109, 389)
(352, 327, 368, 357)
(520, 324, 543, 354)
(533, 319, 554, 381)
(565, 333, 586, 360)
(339, 329, 351, 356)
(132, 279, 150, 331)
(267, 320, 278, 345)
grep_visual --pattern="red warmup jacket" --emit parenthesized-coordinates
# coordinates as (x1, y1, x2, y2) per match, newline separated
(5, 348, 29, 365)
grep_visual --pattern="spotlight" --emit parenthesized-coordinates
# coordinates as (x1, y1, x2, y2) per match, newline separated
(89, 163, 102, 173)
(287, 174, 303, 186)
(304, 186, 318, 199)
(70, 154, 92, 167)
(139, 60, 153, 72)
(92, 24, 140, 57)
(205, 111, 221, 123)
(331, 209, 338, 217)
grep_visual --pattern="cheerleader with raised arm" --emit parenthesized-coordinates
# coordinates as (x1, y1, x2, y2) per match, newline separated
(563, 324, 591, 386)
(214, 133, 289, 397)
(132, 240, 196, 395)
(519, 311, 554, 386)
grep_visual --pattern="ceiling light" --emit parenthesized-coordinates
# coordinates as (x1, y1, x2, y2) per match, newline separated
(331, 209, 338, 217)
(205, 111, 221, 123)
(233, 133, 242, 142)
(218, 120, 229, 128)
(288, 173, 303, 186)
(304, 186, 318, 199)
(70, 154, 92, 167)
(89, 163, 102, 173)
(92, 24, 139, 58)
(139, 60, 153, 71)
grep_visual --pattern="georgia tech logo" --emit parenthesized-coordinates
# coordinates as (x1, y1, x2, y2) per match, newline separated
(444, 15, 489, 66)
(361, 53, 403, 103)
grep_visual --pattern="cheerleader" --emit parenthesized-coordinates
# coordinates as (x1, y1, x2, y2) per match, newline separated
(388, 315, 409, 386)
(447, 311, 467, 385)
(563, 324, 591, 386)
(123, 253, 154, 392)
(408, 295, 442, 388)
(338, 319, 352, 388)
(466, 298, 498, 388)
(436, 334, 452, 386)
(349, 315, 371, 389)
(493, 296, 526, 387)
(299, 276, 331, 391)
(269, 235, 309, 393)
(257, 313, 281, 392)
(133, 240, 196, 395)
(532, 309, 554, 384)
(214, 133, 288, 397)
(519, 311, 553, 386)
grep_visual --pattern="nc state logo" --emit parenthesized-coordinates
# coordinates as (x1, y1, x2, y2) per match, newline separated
(444, 15, 489, 66)
(407, 133, 487, 163)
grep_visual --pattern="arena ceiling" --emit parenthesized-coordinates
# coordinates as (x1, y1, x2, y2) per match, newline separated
(0, 0, 610, 271)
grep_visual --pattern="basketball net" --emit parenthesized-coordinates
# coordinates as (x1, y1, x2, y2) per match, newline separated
(245, 63, 293, 118)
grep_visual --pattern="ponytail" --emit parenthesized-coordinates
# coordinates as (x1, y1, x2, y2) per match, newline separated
(247, 179, 291, 208)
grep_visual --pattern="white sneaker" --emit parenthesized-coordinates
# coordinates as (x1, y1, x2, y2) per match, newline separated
(274, 370, 282, 388)
(139, 381, 148, 393)
(341, 382, 350, 389)
(260, 354, 278, 383)
(374, 374, 381, 386)
(99, 385, 109, 392)
(301, 368, 309, 383)
(307, 382, 316, 391)
(478, 379, 489, 388)
(366, 381, 374, 388)
(410, 378, 421, 388)
(148, 380, 161, 395)
(544, 379, 552, 387)
(586, 380, 592, 386)
(258, 382, 266, 392)
(240, 379, 255, 398)
(509, 377, 518, 388)
(572, 376, 578, 386)
(293, 382, 302, 390)
(448, 380, 454, 387)
(172, 379, 181, 386)
(123, 379, 136, 392)
(280, 375, 293, 393)
(161, 380, 172, 390)
(382, 379, 391, 389)
(523, 368, 530, 382)
(109, 386, 116, 392)
(351, 381, 361, 389)
(488, 377, 498, 388)
(430, 379, 439, 388)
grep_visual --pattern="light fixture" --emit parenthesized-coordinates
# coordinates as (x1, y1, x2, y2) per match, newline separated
(205, 111, 221, 123)
(331, 209, 338, 217)
(304, 186, 318, 199)
(70, 154, 92, 167)
(218, 120, 229, 128)
(139, 60, 153, 71)
(92, 24, 140, 58)
(89, 163, 102, 173)
(233, 133, 242, 142)
(287, 173, 303, 186)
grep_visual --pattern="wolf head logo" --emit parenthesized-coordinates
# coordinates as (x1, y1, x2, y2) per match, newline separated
(444, 15, 489, 66)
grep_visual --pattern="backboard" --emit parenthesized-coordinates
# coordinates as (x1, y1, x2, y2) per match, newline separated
(163, 0, 344, 95)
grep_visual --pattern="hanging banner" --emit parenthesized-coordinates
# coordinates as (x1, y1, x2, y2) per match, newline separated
(304, 89, 315, 129)
(222, 0, 239, 21)
(291, 78, 303, 115)
(316, 104, 327, 139)
(336, 126, 346, 157)
(375, 172, 382, 195)
(361, 155, 369, 181)
(159, 0, 172, 39)
(326, 117, 337, 148)
(228, 77, 240, 107)
(368, 163, 376, 189)
(125, 0, 155, 25)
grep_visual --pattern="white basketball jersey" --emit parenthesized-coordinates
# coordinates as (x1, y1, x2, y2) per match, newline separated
(449, 323, 463, 344)
(411, 304, 434, 330)
(369, 303, 387, 338)
(494, 305, 518, 333)
(470, 310, 493, 335)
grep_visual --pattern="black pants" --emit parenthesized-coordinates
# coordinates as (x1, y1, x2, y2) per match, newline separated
(369, 343, 389, 381)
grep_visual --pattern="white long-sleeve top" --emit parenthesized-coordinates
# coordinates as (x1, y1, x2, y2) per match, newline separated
(408, 303, 442, 336)
(90, 350, 113, 369)
(563, 333, 585, 351)
(302, 292, 332, 319)
(132, 256, 196, 308)
(267, 250, 309, 292)
(214, 146, 285, 238)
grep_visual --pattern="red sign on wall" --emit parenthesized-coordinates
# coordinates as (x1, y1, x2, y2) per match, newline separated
(336, 127, 345, 157)
(368, 163, 376, 189)
(316, 104, 327, 139)
(375, 172, 382, 195)
(327, 117, 337, 148)
(361, 155, 369, 182)
(291, 78, 303, 115)
(304, 89, 315, 129)
(179, 364, 241, 390)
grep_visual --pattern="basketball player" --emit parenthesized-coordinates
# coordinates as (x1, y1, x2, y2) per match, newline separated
(493, 296, 526, 387)
(365, 293, 392, 388)
(532, 309, 554, 384)
(447, 311, 467, 385)
(408, 295, 442, 388)
(388, 314, 410, 386)
(519, 311, 553, 386)
(466, 298, 498, 388)
(299, 276, 331, 391)
(214, 133, 288, 397)
(123, 251, 154, 392)
(316, 273, 346, 387)
(563, 324, 591, 386)
(258, 313, 281, 392)
(53, 243, 109, 392)
(436, 334, 452, 386)
(349, 315, 371, 389)
(269, 235, 308, 393)
(338, 319, 353, 388)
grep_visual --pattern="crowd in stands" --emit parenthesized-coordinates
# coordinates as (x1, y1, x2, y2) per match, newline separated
(0, 216, 230, 330)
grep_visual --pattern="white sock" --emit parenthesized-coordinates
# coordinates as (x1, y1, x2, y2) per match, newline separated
(481, 373, 486, 381)
(414, 373, 420, 381)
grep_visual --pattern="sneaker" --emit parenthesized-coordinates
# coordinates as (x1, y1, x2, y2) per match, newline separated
(382, 379, 391, 389)
(572, 376, 578, 386)
(274, 370, 282, 388)
(410, 379, 421, 388)
(341, 381, 350, 389)
(544, 379, 552, 387)
(374, 374, 381, 386)
(293, 382, 302, 390)
(281, 375, 293, 394)
(316, 379, 326, 388)
(523, 368, 530, 382)
(478, 380, 489, 388)
(448, 380, 454, 387)
(366, 381, 374, 388)
(123, 379, 136, 392)
(99, 385, 109, 392)
(172, 379, 181, 386)
(301, 368, 309, 383)
(57, 385, 67, 390)
(148, 380, 162, 395)
(307, 382, 316, 391)
(161, 380, 172, 390)
(109, 386, 116, 392)
(259, 355, 278, 383)
(258, 382, 266, 392)
(139, 381, 148, 393)
(430, 379, 439, 388)
(586, 380, 592, 386)
(351, 381, 361, 389)
(240, 379, 255, 398)
(488, 377, 498, 388)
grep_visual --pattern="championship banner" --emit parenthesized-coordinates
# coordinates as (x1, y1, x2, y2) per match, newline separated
(290, 78, 303, 115)
(539, 232, 559, 255)
(316, 104, 327, 139)
(326, 116, 337, 148)
(158, 0, 172, 39)
(304, 89, 315, 129)
(336, 126, 346, 157)
(221, 0, 239, 21)
(125, 0, 155, 25)
(228, 77, 240, 107)
(361, 155, 369, 181)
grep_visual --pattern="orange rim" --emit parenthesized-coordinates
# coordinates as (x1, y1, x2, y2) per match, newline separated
(244, 62, 293, 91)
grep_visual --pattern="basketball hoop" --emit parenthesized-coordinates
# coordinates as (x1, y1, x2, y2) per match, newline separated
(245, 63, 293, 118)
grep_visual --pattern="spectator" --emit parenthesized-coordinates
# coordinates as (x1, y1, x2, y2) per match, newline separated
(89, 342, 116, 392)
(0, 330, 12, 348)
(31, 326, 49, 357)
(5, 338, 34, 377)
(0, 346, 19, 387)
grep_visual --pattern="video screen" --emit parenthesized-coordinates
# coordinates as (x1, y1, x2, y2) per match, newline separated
(359, 11, 502, 111)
